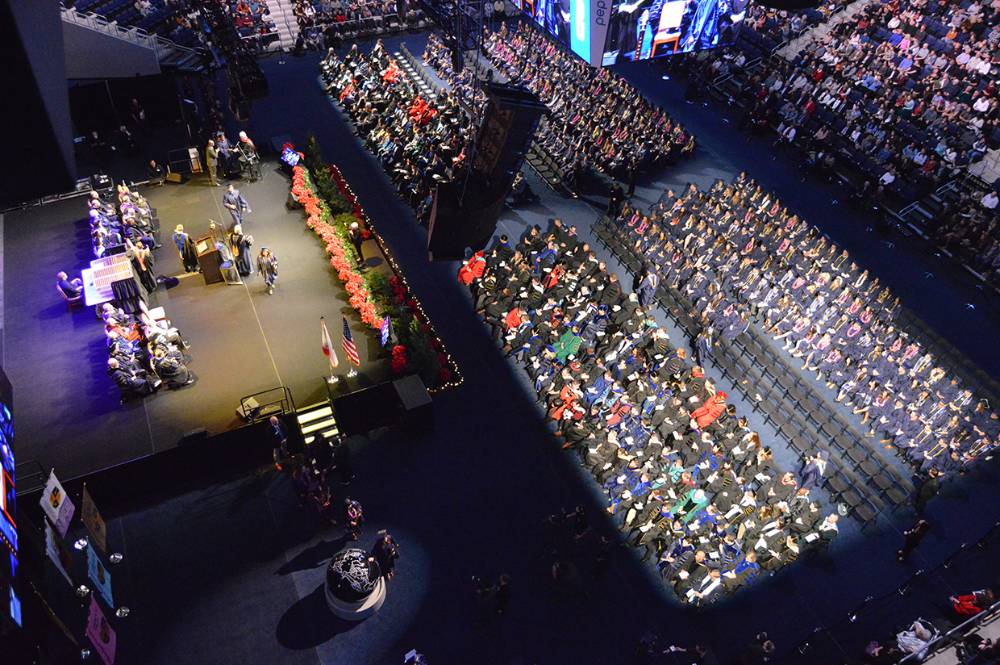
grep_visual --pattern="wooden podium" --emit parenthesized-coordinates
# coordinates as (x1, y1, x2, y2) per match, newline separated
(196, 235, 223, 284)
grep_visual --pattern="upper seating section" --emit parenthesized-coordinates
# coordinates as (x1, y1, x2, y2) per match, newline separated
(68, 0, 277, 50)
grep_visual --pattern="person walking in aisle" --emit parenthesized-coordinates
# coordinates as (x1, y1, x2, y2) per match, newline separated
(223, 184, 251, 228)
(344, 498, 364, 540)
(229, 225, 254, 277)
(898, 519, 930, 562)
(257, 247, 278, 294)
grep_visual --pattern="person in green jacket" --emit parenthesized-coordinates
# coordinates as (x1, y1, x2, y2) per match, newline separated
(670, 488, 709, 524)
(554, 326, 583, 363)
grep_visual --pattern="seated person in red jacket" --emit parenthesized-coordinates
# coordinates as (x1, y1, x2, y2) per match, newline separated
(690, 391, 728, 430)
(951, 588, 995, 618)
(457, 250, 486, 285)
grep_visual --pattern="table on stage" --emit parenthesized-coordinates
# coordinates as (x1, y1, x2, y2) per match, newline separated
(82, 253, 135, 306)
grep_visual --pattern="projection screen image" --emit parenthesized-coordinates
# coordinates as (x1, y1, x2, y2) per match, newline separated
(602, 0, 749, 65)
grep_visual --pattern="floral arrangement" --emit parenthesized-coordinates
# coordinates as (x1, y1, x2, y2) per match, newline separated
(292, 166, 382, 328)
(288, 138, 462, 390)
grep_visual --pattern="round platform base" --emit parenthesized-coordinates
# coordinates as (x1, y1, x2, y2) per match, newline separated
(325, 576, 386, 620)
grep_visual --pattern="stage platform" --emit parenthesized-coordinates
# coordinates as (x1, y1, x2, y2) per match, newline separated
(3, 163, 390, 480)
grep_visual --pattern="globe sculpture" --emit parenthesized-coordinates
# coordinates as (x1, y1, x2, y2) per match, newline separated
(324, 548, 386, 620)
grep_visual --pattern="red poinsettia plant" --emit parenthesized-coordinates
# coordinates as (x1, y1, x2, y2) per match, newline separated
(289, 160, 461, 389)
(390, 345, 408, 374)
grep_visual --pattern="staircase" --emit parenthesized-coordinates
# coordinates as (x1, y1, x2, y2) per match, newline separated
(295, 401, 341, 446)
(61, 5, 206, 76)
(267, 0, 301, 51)
(969, 147, 1000, 184)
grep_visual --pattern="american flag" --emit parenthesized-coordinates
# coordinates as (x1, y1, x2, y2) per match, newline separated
(342, 317, 361, 366)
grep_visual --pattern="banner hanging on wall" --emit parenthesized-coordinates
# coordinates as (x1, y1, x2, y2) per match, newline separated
(81, 485, 108, 553)
(86, 544, 113, 609)
(39, 470, 75, 538)
(85, 595, 117, 665)
(44, 521, 73, 586)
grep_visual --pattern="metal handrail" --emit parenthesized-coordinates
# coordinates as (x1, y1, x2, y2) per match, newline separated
(60, 5, 203, 65)
(897, 599, 1000, 663)
(239, 386, 296, 423)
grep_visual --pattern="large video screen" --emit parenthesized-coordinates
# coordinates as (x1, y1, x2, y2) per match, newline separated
(602, 0, 748, 65)
(0, 369, 17, 629)
(520, 0, 594, 63)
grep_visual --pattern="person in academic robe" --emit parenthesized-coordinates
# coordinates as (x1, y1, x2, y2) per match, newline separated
(257, 247, 278, 294)
(371, 530, 399, 579)
(637, 269, 660, 309)
(229, 225, 254, 277)
(690, 391, 728, 430)
(681, 567, 723, 604)
(172, 224, 199, 273)
(107, 357, 160, 396)
(798, 451, 828, 490)
(458, 250, 487, 285)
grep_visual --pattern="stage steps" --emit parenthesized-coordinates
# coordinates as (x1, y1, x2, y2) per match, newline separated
(295, 401, 340, 447)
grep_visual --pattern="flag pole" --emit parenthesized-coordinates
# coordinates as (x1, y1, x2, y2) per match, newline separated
(321, 316, 340, 384)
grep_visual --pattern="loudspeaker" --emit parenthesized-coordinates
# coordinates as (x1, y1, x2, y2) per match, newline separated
(393, 375, 433, 433)
(426, 180, 506, 260)
(331, 375, 433, 435)
(426, 83, 546, 260)
(165, 172, 186, 184)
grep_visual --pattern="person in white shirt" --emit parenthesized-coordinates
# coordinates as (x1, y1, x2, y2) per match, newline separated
(879, 169, 896, 186)
(981, 191, 998, 210)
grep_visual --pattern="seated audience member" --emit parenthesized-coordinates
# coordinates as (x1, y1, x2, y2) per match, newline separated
(463, 218, 838, 601)
(56, 271, 83, 299)
(951, 588, 996, 618)
(608, 175, 997, 478)
(107, 357, 160, 397)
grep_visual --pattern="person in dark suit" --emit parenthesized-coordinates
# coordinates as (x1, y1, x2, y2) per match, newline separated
(56, 271, 83, 299)
(223, 184, 251, 227)
(269, 416, 288, 447)
(107, 357, 160, 396)
(348, 222, 366, 267)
